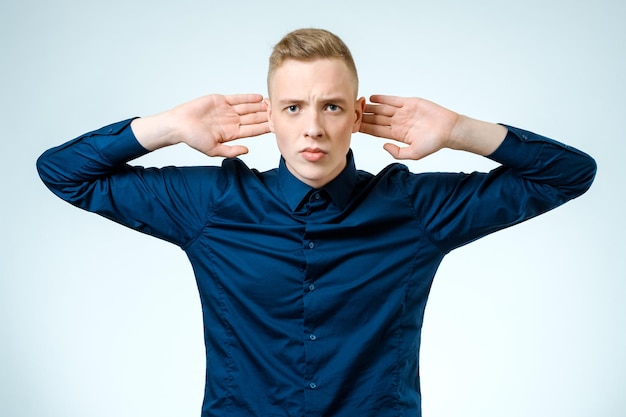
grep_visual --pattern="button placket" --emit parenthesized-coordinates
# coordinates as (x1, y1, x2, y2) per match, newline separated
(302, 189, 329, 402)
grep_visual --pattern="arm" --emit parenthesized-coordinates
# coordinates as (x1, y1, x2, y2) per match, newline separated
(360, 95, 597, 251)
(37, 94, 270, 245)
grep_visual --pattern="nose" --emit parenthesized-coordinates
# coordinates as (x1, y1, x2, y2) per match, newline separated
(304, 110, 324, 139)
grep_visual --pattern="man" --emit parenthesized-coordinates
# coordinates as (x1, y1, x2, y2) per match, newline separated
(37, 28, 596, 416)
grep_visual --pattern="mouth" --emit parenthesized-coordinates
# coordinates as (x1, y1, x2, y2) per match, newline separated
(301, 147, 327, 162)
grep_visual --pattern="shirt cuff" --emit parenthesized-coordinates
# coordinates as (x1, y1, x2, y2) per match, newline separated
(87, 118, 150, 164)
(487, 125, 548, 170)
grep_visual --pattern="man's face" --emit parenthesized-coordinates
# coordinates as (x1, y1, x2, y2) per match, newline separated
(267, 58, 365, 189)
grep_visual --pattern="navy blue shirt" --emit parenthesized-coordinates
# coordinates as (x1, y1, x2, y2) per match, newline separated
(37, 119, 596, 416)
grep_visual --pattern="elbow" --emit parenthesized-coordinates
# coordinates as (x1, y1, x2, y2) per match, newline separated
(36, 148, 84, 204)
(563, 152, 597, 200)
(36, 149, 57, 190)
(582, 155, 598, 191)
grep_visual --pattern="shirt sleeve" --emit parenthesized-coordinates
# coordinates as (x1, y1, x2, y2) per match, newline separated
(36, 119, 226, 247)
(401, 125, 597, 253)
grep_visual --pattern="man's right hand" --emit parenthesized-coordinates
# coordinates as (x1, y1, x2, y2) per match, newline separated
(131, 94, 270, 158)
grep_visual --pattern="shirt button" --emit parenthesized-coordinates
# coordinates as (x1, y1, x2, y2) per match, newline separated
(308, 241, 315, 249)
(309, 334, 317, 341)
(308, 283, 315, 292)
(309, 382, 317, 389)
(314, 193, 321, 200)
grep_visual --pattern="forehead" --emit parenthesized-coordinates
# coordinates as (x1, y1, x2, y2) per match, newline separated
(269, 58, 357, 98)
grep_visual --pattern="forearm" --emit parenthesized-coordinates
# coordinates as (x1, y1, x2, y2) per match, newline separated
(448, 115, 508, 156)
(489, 125, 597, 199)
(412, 125, 596, 252)
(446, 113, 596, 198)
(37, 118, 225, 246)
(130, 110, 181, 151)
(37, 119, 148, 203)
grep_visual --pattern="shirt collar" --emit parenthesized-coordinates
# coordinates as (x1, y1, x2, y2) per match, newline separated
(278, 150, 357, 212)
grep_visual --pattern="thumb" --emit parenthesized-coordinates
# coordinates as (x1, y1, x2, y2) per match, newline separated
(383, 143, 415, 160)
(383, 143, 431, 161)
(206, 144, 249, 158)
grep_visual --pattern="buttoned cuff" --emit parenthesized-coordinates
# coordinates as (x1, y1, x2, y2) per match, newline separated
(86, 117, 149, 164)
(487, 125, 550, 170)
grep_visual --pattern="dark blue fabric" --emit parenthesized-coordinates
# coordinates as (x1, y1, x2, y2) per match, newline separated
(37, 119, 596, 416)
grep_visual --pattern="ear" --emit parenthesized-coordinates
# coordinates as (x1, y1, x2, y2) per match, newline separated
(352, 96, 366, 133)
(264, 97, 275, 132)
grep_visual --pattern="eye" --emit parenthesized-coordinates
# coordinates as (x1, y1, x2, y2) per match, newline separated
(286, 105, 299, 113)
(326, 104, 341, 112)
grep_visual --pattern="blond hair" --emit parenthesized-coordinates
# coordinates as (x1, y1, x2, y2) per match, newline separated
(267, 28, 359, 96)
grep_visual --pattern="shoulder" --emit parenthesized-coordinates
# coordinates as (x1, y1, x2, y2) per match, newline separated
(220, 157, 277, 184)
(356, 162, 412, 188)
(354, 162, 469, 202)
(351, 163, 413, 199)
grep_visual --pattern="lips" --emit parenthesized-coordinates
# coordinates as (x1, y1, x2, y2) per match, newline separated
(301, 147, 327, 162)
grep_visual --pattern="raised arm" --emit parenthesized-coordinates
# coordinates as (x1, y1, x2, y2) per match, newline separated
(36, 93, 270, 246)
(360, 95, 597, 251)
(359, 95, 507, 160)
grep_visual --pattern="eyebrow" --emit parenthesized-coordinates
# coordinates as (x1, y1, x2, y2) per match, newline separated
(277, 96, 350, 105)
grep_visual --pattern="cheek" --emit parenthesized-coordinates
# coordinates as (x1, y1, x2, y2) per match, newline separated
(274, 132, 295, 155)
(272, 116, 294, 134)
(274, 118, 303, 142)
(273, 121, 291, 140)
(332, 118, 357, 139)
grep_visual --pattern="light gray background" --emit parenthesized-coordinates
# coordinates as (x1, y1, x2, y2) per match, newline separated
(2, 1, 624, 416)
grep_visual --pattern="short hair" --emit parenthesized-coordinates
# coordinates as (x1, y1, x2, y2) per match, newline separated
(267, 28, 359, 97)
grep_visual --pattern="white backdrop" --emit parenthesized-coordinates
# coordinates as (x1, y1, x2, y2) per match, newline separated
(2, 1, 624, 416)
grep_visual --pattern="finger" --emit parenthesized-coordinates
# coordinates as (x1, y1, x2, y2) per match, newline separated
(363, 103, 396, 117)
(369, 95, 406, 108)
(233, 101, 268, 116)
(238, 121, 270, 139)
(239, 111, 268, 126)
(359, 122, 393, 139)
(361, 113, 392, 127)
(226, 94, 265, 105)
